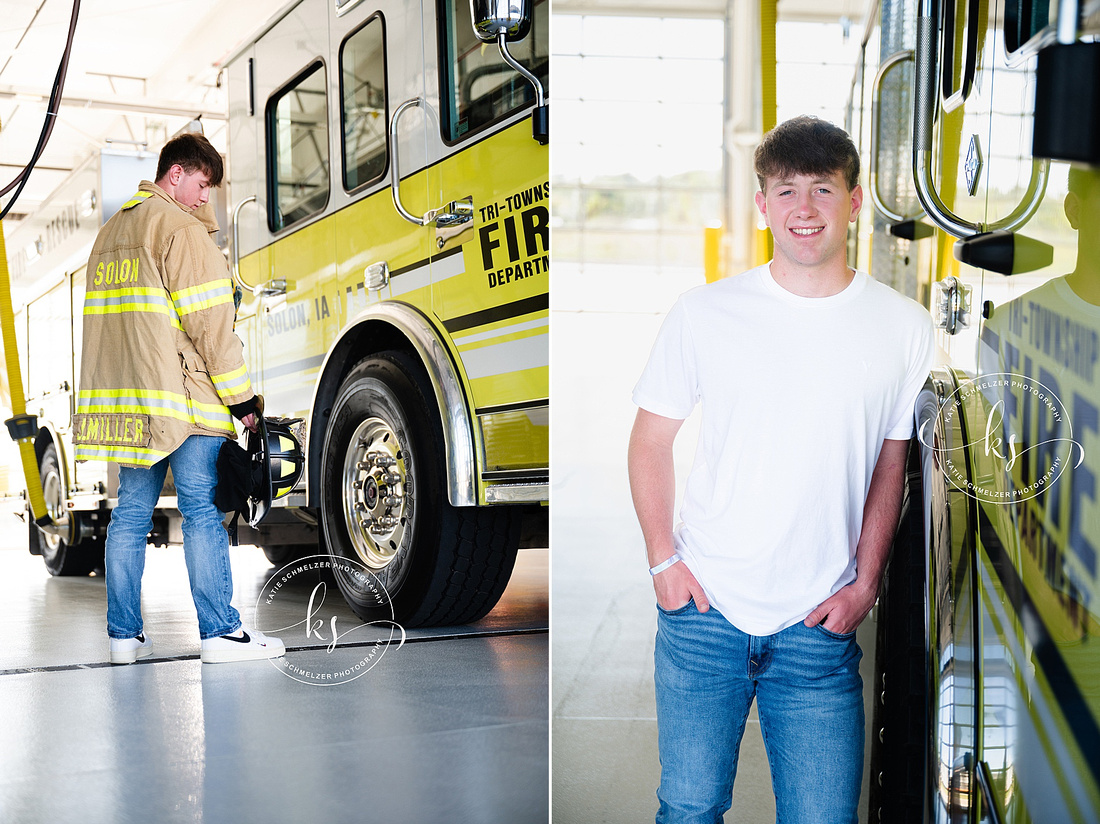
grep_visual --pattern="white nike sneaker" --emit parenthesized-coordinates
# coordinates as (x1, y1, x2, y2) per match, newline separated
(109, 633, 153, 665)
(200, 625, 286, 664)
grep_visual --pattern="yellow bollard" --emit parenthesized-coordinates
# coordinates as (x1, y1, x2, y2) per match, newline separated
(704, 226, 724, 283)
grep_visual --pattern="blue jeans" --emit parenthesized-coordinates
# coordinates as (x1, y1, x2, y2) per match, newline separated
(654, 601, 864, 824)
(106, 434, 241, 640)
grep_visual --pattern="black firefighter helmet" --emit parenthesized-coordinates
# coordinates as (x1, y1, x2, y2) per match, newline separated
(245, 416, 305, 527)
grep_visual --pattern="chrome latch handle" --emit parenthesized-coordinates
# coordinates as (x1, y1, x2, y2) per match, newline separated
(257, 278, 288, 298)
(425, 197, 473, 227)
(933, 275, 972, 335)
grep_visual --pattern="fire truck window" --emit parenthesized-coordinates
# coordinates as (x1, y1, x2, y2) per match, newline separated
(438, 0, 548, 144)
(267, 61, 330, 232)
(1004, 0, 1052, 55)
(941, 0, 979, 110)
(340, 14, 387, 191)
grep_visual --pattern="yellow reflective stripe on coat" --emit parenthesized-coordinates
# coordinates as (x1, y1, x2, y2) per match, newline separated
(77, 389, 234, 433)
(84, 287, 183, 330)
(172, 279, 234, 316)
(210, 363, 252, 398)
(120, 190, 153, 211)
(74, 443, 168, 466)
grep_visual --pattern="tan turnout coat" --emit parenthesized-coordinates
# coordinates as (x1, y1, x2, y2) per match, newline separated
(72, 181, 253, 467)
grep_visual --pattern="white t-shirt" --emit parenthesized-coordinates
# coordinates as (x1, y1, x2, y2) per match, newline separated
(633, 264, 935, 635)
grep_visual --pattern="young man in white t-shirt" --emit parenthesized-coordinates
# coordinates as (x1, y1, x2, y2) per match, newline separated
(628, 116, 934, 824)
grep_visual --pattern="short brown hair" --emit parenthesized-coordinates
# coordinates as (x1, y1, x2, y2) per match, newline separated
(754, 116, 860, 193)
(155, 133, 224, 187)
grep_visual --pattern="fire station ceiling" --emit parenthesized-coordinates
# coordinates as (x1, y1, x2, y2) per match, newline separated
(552, 0, 868, 22)
(0, 0, 867, 222)
(0, 0, 274, 220)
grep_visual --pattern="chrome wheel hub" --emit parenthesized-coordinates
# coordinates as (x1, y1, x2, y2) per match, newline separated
(41, 467, 63, 552)
(342, 417, 409, 569)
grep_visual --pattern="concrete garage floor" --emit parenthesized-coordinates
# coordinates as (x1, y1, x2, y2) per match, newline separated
(551, 263, 877, 824)
(0, 513, 548, 824)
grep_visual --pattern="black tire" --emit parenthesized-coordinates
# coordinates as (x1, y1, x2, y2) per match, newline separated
(31, 443, 104, 576)
(320, 350, 520, 626)
(868, 440, 929, 823)
(261, 544, 308, 566)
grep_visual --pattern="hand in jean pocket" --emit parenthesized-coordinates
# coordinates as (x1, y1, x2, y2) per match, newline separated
(653, 558, 710, 613)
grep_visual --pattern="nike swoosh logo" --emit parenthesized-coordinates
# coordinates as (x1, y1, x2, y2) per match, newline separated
(221, 631, 252, 644)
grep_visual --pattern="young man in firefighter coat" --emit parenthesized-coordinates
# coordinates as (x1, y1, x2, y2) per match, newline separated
(73, 132, 285, 665)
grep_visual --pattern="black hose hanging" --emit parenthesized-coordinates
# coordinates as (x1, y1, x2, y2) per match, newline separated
(0, 0, 81, 219)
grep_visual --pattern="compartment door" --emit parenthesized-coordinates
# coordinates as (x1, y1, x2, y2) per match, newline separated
(427, 0, 550, 484)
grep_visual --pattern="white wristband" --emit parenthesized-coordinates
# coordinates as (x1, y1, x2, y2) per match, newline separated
(649, 553, 682, 576)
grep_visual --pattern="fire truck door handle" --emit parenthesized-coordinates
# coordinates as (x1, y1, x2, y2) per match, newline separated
(913, 0, 1049, 238)
(424, 197, 473, 228)
(259, 279, 288, 297)
(933, 275, 971, 334)
(870, 50, 921, 224)
(390, 98, 430, 226)
(389, 98, 472, 228)
(913, 1, 979, 238)
(231, 194, 257, 290)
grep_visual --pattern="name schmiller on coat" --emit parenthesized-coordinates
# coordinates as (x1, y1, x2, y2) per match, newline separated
(72, 413, 153, 447)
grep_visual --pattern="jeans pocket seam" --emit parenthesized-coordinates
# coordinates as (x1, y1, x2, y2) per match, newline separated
(813, 623, 856, 640)
(656, 597, 695, 616)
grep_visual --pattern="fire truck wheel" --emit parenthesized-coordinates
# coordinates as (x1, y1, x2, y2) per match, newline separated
(261, 544, 308, 566)
(31, 443, 104, 577)
(867, 441, 929, 824)
(321, 350, 521, 627)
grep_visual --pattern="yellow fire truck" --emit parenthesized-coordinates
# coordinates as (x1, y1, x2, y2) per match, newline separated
(9, 0, 548, 628)
(850, 0, 1100, 821)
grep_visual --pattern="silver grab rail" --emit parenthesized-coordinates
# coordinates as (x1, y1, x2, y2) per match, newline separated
(388, 97, 472, 228)
(389, 98, 430, 227)
(991, 157, 1050, 231)
(912, 0, 1049, 238)
(870, 49, 921, 224)
(230, 194, 257, 291)
(913, 0, 980, 237)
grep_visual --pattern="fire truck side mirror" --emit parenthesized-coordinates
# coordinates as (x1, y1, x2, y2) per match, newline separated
(470, 0, 532, 43)
(468, 0, 547, 145)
